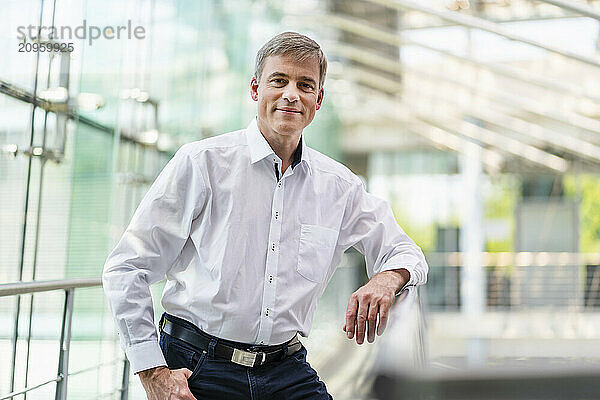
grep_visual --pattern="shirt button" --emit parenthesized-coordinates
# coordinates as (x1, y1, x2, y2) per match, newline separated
(274, 211, 279, 219)
(277, 182, 282, 188)
(268, 275, 273, 283)
(265, 308, 270, 316)
(260, 341, 264, 345)
(271, 243, 276, 251)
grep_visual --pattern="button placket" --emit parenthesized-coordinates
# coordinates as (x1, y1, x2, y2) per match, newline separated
(255, 171, 285, 345)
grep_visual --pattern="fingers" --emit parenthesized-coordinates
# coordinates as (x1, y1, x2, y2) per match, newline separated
(367, 301, 378, 343)
(182, 390, 197, 400)
(172, 369, 197, 399)
(355, 297, 369, 344)
(179, 368, 193, 380)
(180, 388, 197, 400)
(377, 303, 389, 336)
(345, 295, 358, 339)
(346, 286, 395, 343)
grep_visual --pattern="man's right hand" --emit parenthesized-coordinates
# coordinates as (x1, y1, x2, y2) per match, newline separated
(138, 366, 197, 400)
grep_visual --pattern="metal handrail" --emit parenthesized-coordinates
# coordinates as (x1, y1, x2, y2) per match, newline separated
(68, 358, 125, 378)
(0, 277, 101, 297)
(0, 278, 130, 400)
(0, 377, 61, 400)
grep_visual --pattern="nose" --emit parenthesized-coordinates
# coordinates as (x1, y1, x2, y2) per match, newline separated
(282, 84, 300, 103)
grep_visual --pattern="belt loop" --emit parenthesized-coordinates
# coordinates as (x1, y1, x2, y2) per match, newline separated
(280, 344, 288, 361)
(207, 338, 217, 358)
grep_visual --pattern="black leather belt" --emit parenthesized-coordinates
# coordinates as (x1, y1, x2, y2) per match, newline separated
(161, 318, 302, 368)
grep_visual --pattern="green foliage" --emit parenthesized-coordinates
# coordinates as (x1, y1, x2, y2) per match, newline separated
(392, 206, 436, 252)
(484, 175, 518, 252)
(485, 175, 517, 220)
(486, 239, 512, 252)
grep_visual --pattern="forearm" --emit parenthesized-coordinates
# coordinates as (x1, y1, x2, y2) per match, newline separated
(381, 268, 410, 293)
(102, 256, 166, 373)
(368, 268, 410, 295)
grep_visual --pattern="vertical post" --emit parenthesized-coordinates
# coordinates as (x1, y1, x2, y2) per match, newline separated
(9, 296, 21, 398)
(459, 141, 486, 366)
(12, 0, 47, 394)
(120, 359, 130, 400)
(55, 289, 74, 400)
(415, 290, 427, 369)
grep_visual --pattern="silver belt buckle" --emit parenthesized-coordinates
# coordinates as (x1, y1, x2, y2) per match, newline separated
(231, 348, 266, 367)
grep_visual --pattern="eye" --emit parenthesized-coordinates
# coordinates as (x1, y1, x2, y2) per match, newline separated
(300, 83, 315, 90)
(271, 78, 286, 85)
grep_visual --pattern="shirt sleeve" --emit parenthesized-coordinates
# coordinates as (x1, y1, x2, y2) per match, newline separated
(102, 144, 206, 373)
(337, 179, 428, 290)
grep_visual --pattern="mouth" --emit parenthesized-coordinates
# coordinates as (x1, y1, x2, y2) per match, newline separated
(275, 108, 302, 115)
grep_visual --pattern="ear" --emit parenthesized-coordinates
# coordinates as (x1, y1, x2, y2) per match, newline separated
(315, 88, 324, 111)
(250, 77, 259, 101)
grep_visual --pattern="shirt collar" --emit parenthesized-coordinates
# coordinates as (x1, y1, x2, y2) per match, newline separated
(246, 118, 312, 175)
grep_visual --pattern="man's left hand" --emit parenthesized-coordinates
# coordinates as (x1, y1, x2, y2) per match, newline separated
(343, 269, 410, 344)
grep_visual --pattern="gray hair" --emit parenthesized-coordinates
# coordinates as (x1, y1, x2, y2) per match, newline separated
(254, 31, 327, 90)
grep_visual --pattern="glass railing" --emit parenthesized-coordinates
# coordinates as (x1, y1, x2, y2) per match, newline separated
(0, 278, 129, 400)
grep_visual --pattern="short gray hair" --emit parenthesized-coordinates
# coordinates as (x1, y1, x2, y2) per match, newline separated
(254, 32, 327, 90)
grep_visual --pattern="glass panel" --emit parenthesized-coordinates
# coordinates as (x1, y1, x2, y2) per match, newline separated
(0, 96, 32, 281)
(34, 118, 75, 281)
(0, 0, 42, 91)
(65, 124, 114, 279)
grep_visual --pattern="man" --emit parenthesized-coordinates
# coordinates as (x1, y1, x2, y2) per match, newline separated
(103, 32, 428, 399)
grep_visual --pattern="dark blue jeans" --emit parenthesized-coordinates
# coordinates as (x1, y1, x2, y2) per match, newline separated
(158, 315, 332, 400)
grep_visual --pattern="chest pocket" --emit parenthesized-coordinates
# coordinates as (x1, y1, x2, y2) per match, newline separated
(296, 224, 339, 283)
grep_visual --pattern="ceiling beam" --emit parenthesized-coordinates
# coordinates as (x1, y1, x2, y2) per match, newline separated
(337, 66, 570, 172)
(328, 43, 600, 162)
(364, 0, 600, 68)
(535, 0, 600, 21)
(318, 14, 600, 104)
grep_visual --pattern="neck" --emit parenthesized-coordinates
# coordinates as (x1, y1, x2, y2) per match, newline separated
(257, 119, 300, 170)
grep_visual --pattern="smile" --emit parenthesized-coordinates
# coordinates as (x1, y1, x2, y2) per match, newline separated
(276, 108, 301, 114)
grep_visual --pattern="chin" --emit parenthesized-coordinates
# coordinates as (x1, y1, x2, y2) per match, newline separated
(274, 122, 303, 136)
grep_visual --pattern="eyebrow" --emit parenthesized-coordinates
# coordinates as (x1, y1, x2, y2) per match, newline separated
(267, 72, 317, 86)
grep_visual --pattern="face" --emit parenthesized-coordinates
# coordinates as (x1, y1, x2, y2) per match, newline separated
(250, 54, 324, 140)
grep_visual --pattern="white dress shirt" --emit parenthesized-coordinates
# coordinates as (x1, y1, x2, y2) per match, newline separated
(102, 118, 428, 373)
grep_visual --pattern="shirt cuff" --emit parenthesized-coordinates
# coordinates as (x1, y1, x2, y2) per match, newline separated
(125, 340, 167, 374)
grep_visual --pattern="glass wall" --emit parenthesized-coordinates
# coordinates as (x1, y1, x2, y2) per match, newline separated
(1, 1, 343, 398)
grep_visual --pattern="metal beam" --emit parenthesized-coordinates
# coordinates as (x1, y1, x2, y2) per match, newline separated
(536, 0, 600, 21)
(329, 44, 599, 164)
(330, 84, 506, 171)
(365, 0, 600, 68)
(319, 14, 600, 104)
(339, 65, 570, 172)
(466, 106, 600, 163)
(0, 79, 172, 153)
(326, 34, 600, 139)
(0, 278, 101, 297)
